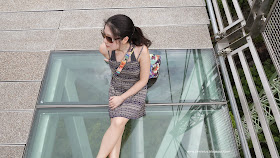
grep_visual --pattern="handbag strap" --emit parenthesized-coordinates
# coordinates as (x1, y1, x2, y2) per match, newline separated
(116, 44, 135, 75)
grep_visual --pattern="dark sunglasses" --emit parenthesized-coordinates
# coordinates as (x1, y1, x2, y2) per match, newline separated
(101, 30, 120, 43)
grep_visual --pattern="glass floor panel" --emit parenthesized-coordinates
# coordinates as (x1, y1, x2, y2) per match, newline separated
(38, 49, 225, 105)
(24, 105, 239, 158)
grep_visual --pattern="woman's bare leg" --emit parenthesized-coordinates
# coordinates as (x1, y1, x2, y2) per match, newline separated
(108, 128, 124, 158)
(96, 117, 129, 158)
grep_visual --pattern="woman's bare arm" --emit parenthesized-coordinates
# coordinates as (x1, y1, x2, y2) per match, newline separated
(99, 43, 110, 59)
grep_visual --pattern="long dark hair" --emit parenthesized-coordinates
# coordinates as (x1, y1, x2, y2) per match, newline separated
(104, 14, 152, 47)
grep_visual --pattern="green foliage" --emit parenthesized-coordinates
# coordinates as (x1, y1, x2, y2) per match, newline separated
(270, 123, 280, 152)
(271, 123, 279, 134)
(258, 132, 266, 143)
(263, 146, 272, 158)
(263, 59, 276, 79)
(229, 111, 236, 128)
(274, 136, 280, 143)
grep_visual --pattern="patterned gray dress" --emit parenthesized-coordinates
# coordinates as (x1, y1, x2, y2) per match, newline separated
(108, 49, 147, 119)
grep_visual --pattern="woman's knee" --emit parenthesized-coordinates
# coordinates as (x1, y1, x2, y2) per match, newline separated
(110, 117, 129, 128)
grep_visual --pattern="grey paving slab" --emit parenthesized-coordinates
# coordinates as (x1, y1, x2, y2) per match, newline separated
(65, 0, 205, 10)
(143, 25, 213, 49)
(0, 11, 62, 30)
(0, 30, 57, 51)
(0, 146, 24, 158)
(0, 0, 65, 12)
(55, 29, 100, 50)
(0, 7, 208, 30)
(55, 25, 212, 50)
(60, 7, 209, 29)
(0, 52, 50, 81)
(0, 0, 17, 12)
(0, 82, 40, 110)
(0, 0, 205, 12)
(0, 111, 33, 144)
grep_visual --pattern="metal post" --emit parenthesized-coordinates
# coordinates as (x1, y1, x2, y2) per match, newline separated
(205, 0, 252, 157)
(211, 0, 225, 31)
(221, 0, 233, 24)
(219, 55, 252, 158)
(206, 0, 219, 34)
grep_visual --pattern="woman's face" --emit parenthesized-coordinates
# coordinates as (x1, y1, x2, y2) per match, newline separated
(103, 25, 120, 51)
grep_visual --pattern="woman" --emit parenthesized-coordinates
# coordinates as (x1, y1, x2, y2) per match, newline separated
(97, 14, 151, 158)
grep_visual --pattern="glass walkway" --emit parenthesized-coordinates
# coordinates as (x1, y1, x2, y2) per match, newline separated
(24, 49, 239, 158)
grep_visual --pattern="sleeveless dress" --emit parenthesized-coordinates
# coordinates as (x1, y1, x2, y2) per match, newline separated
(108, 48, 147, 119)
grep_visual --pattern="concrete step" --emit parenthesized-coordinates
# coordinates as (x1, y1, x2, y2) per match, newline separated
(0, 52, 50, 80)
(0, 7, 209, 31)
(0, 30, 57, 51)
(0, 111, 33, 144)
(60, 7, 209, 29)
(0, 11, 62, 30)
(64, 0, 205, 10)
(0, 0, 205, 12)
(0, 146, 25, 158)
(0, 25, 212, 51)
(0, 82, 40, 110)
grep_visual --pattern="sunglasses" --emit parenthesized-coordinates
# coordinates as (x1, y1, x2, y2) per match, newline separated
(101, 30, 120, 43)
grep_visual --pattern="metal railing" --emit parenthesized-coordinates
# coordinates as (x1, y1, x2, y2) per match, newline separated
(235, 73, 280, 142)
(206, 0, 280, 157)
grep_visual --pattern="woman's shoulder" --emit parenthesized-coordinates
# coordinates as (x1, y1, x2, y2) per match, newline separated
(135, 45, 148, 54)
(135, 45, 149, 62)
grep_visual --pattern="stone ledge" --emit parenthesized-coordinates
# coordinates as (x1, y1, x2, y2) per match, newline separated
(0, 7, 208, 30)
(0, 30, 58, 51)
(0, 0, 205, 12)
(0, 11, 62, 30)
(0, 111, 34, 144)
(55, 25, 212, 50)
(0, 146, 25, 158)
(60, 7, 209, 29)
(65, 0, 205, 10)
(0, 82, 40, 110)
(0, 52, 50, 81)
(0, 0, 65, 12)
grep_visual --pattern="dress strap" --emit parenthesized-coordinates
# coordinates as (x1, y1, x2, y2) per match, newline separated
(136, 46, 144, 60)
(110, 51, 116, 61)
(107, 50, 110, 58)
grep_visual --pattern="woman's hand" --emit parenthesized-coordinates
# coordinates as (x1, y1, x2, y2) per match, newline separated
(109, 96, 125, 109)
(104, 58, 109, 64)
